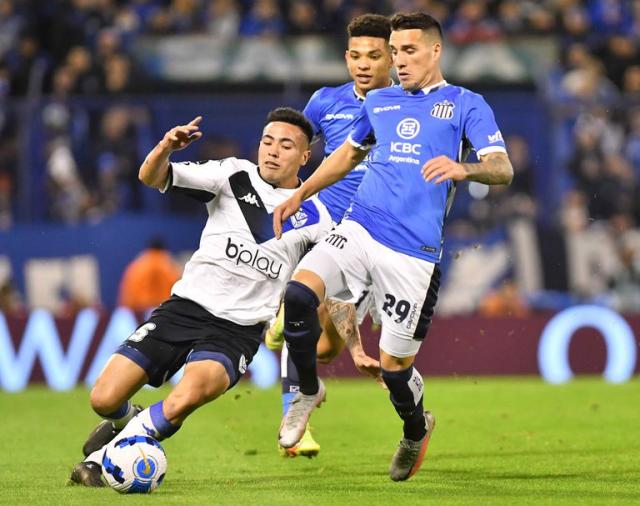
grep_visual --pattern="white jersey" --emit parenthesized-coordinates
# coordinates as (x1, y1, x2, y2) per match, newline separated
(162, 157, 332, 326)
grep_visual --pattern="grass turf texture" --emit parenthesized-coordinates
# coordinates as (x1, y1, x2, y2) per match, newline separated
(1, 378, 639, 505)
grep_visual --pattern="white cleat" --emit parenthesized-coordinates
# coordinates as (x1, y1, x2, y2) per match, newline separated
(278, 379, 326, 448)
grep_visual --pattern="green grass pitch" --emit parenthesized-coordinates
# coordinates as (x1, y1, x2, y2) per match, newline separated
(1, 377, 639, 505)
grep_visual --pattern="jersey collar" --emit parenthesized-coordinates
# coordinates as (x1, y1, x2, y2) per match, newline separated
(352, 78, 395, 101)
(417, 80, 448, 95)
(257, 166, 302, 190)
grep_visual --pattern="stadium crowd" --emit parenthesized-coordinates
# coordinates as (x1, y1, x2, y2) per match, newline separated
(1, 0, 639, 313)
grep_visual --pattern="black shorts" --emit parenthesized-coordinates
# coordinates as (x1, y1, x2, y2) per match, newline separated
(115, 295, 265, 388)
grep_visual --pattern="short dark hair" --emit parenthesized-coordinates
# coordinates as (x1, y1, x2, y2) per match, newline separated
(347, 13, 391, 40)
(390, 12, 443, 40)
(265, 107, 313, 145)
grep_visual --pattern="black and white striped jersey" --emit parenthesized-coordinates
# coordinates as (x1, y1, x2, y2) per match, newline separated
(162, 157, 332, 326)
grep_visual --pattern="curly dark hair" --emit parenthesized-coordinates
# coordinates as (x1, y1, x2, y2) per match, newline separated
(265, 107, 313, 144)
(347, 13, 391, 40)
(390, 12, 443, 40)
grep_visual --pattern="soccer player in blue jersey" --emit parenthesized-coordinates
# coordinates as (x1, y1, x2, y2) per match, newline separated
(273, 12, 514, 481)
(265, 13, 394, 458)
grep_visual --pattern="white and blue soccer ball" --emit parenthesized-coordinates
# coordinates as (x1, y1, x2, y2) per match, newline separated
(101, 435, 167, 493)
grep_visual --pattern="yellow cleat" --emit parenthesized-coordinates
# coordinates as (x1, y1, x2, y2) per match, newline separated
(265, 303, 285, 351)
(278, 425, 320, 459)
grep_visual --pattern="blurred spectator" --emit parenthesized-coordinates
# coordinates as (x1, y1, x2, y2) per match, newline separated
(0, 278, 25, 317)
(607, 213, 640, 312)
(287, 1, 324, 36)
(206, 0, 240, 40)
(479, 279, 530, 317)
(239, 0, 284, 38)
(90, 104, 143, 215)
(448, 0, 501, 44)
(118, 237, 181, 311)
(0, 0, 23, 60)
(65, 45, 102, 95)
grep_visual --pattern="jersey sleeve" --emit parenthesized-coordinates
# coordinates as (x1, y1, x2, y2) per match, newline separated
(303, 89, 324, 140)
(161, 157, 239, 202)
(347, 101, 375, 151)
(462, 93, 507, 157)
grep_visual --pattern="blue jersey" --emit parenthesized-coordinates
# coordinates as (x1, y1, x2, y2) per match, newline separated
(347, 81, 507, 263)
(304, 81, 372, 223)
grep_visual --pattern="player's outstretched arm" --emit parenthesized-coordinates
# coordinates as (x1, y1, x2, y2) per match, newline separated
(139, 116, 203, 189)
(422, 152, 513, 186)
(325, 299, 385, 388)
(273, 140, 367, 238)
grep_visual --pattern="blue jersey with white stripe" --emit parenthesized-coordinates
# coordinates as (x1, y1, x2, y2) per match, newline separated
(304, 81, 371, 223)
(347, 82, 507, 263)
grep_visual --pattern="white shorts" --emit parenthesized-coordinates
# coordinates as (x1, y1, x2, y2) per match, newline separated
(354, 290, 381, 326)
(296, 220, 441, 358)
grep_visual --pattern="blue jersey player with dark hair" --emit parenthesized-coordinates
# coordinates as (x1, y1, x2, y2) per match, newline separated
(273, 12, 514, 481)
(264, 13, 394, 458)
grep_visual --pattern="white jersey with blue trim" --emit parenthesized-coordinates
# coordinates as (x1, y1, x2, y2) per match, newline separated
(161, 157, 332, 325)
(304, 81, 373, 223)
(347, 81, 507, 263)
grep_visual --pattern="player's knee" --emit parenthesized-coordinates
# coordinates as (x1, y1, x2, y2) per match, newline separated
(284, 280, 320, 314)
(317, 345, 340, 364)
(89, 383, 124, 416)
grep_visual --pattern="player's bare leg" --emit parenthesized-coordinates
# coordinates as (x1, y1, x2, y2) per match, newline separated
(162, 360, 230, 424)
(70, 354, 149, 487)
(381, 351, 435, 481)
(83, 354, 149, 456)
(71, 360, 231, 487)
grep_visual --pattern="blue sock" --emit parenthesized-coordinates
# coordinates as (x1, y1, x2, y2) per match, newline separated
(282, 393, 296, 415)
(381, 367, 427, 441)
(283, 281, 321, 395)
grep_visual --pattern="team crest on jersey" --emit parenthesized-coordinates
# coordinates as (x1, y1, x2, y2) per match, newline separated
(431, 100, 455, 120)
(290, 210, 308, 228)
(396, 118, 421, 140)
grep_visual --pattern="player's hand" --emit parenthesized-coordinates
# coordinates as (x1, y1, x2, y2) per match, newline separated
(421, 155, 468, 184)
(272, 192, 303, 240)
(352, 351, 386, 389)
(160, 116, 203, 152)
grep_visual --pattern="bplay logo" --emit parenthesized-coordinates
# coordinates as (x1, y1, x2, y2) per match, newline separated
(225, 238, 283, 279)
(396, 118, 420, 140)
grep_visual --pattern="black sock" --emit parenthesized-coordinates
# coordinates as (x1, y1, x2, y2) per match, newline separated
(283, 281, 321, 395)
(381, 366, 427, 441)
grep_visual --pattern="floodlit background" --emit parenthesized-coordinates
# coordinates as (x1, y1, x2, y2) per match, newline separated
(1, 1, 640, 504)
(0, 0, 639, 387)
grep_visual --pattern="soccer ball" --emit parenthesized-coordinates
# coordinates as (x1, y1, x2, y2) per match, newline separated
(101, 435, 167, 493)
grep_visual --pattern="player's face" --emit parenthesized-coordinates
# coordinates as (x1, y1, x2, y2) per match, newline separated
(345, 36, 393, 95)
(390, 29, 442, 91)
(258, 122, 310, 189)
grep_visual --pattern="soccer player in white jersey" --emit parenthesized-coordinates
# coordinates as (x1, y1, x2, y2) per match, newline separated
(272, 12, 514, 481)
(69, 107, 333, 487)
(266, 13, 394, 458)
